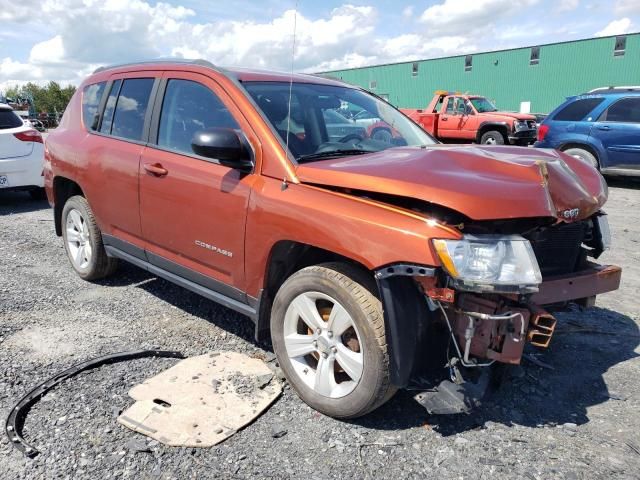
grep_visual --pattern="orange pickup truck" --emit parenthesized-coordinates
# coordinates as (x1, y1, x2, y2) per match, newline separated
(402, 91, 538, 145)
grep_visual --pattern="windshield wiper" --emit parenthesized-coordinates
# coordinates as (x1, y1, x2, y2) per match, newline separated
(296, 149, 372, 163)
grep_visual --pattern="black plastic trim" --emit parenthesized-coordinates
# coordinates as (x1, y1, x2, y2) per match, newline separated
(375, 275, 431, 388)
(102, 234, 146, 260)
(5, 350, 185, 458)
(104, 245, 257, 320)
(146, 251, 246, 304)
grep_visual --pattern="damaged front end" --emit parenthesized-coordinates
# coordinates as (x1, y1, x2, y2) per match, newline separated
(376, 212, 621, 414)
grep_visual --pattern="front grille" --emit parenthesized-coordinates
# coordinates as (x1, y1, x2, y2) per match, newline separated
(527, 222, 586, 277)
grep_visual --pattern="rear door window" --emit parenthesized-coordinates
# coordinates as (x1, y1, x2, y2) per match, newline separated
(0, 109, 24, 129)
(82, 82, 106, 131)
(110, 78, 155, 141)
(99, 80, 122, 134)
(600, 97, 640, 123)
(157, 79, 239, 156)
(553, 98, 605, 121)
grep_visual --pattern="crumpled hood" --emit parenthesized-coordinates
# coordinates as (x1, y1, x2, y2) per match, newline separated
(295, 145, 608, 221)
(479, 111, 536, 121)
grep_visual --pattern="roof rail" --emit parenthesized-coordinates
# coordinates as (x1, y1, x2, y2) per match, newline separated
(93, 58, 216, 74)
(587, 86, 640, 94)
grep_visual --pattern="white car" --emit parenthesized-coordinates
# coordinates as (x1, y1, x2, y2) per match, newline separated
(0, 103, 45, 199)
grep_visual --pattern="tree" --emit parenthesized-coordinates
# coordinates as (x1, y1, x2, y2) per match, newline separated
(2, 81, 76, 114)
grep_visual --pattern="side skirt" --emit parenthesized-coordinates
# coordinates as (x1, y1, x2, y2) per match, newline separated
(104, 245, 258, 321)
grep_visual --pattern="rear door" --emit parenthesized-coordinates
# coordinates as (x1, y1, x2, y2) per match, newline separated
(81, 74, 159, 250)
(139, 71, 257, 298)
(591, 96, 640, 169)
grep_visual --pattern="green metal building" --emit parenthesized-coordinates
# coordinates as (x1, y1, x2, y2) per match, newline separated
(321, 33, 640, 114)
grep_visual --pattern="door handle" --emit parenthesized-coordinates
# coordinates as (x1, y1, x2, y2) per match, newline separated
(143, 163, 168, 177)
(597, 125, 611, 131)
(441, 117, 448, 121)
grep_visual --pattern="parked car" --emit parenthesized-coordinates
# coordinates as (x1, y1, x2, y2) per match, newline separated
(29, 119, 46, 132)
(45, 60, 620, 419)
(402, 91, 537, 145)
(322, 109, 367, 143)
(0, 103, 45, 199)
(535, 87, 640, 175)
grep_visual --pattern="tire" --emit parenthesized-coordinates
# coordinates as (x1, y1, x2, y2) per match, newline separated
(562, 147, 599, 170)
(271, 262, 395, 419)
(480, 130, 505, 145)
(29, 187, 47, 201)
(61, 195, 118, 281)
(371, 128, 393, 143)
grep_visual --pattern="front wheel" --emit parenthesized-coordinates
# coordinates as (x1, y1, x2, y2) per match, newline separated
(271, 263, 395, 419)
(480, 130, 505, 145)
(62, 195, 118, 281)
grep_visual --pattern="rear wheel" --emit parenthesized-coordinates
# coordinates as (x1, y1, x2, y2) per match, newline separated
(62, 195, 118, 281)
(562, 147, 599, 170)
(480, 130, 505, 145)
(271, 263, 395, 419)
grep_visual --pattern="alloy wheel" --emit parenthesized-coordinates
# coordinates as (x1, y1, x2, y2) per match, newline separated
(283, 291, 364, 398)
(65, 208, 92, 269)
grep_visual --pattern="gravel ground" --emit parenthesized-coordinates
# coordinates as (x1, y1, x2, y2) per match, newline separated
(1, 179, 639, 480)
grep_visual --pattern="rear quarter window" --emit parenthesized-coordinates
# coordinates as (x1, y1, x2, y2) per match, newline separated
(553, 98, 605, 121)
(0, 109, 24, 129)
(82, 82, 107, 131)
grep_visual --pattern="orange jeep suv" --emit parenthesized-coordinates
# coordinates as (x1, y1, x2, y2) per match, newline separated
(45, 60, 621, 418)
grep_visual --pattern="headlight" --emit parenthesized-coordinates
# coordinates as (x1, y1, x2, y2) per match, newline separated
(514, 120, 529, 131)
(432, 235, 542, 293)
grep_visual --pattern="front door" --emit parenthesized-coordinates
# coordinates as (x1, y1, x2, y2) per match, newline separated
(139, 72, 257, 300)
(592, 96, 640, 169)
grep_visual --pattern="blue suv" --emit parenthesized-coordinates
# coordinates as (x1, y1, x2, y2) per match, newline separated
(535, 87, 640, 176)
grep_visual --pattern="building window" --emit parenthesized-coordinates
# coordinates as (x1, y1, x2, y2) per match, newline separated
(412, 63, 419, 77)
(530, 46, 540, 66)
(369, 80, 377, 90)
(464, 55, 473, 72)
(614, 35, 626, 56)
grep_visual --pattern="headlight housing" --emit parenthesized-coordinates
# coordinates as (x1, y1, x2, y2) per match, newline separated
(432, 235, 542, 293)
(514, 120, 530, 131)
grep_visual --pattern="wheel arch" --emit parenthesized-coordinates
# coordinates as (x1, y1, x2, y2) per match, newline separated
(255, 240, 374, 343)
(52, 176, 84, 236)
(558, 142, 602, 167)
(476, 122, 509, 143)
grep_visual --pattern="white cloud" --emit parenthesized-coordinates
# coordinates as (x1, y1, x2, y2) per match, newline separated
(1, 0, 634, 92)
(419, 0, 539, 36)
(595, 18, 633, 36)
(29, 36, 65, 65)
(615, 0, 640, 15)
(558, 0, 579, 12)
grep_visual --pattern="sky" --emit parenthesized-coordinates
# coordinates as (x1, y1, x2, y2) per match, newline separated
(0, 0, 638, 91)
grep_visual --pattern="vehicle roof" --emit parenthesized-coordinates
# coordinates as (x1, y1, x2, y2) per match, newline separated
(89, 59, 349, 88)
(586, 86, 640, 95)
(0, 102, 12, 110)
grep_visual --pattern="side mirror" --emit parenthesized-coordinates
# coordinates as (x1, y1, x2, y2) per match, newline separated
(191, 128, 253, 171)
